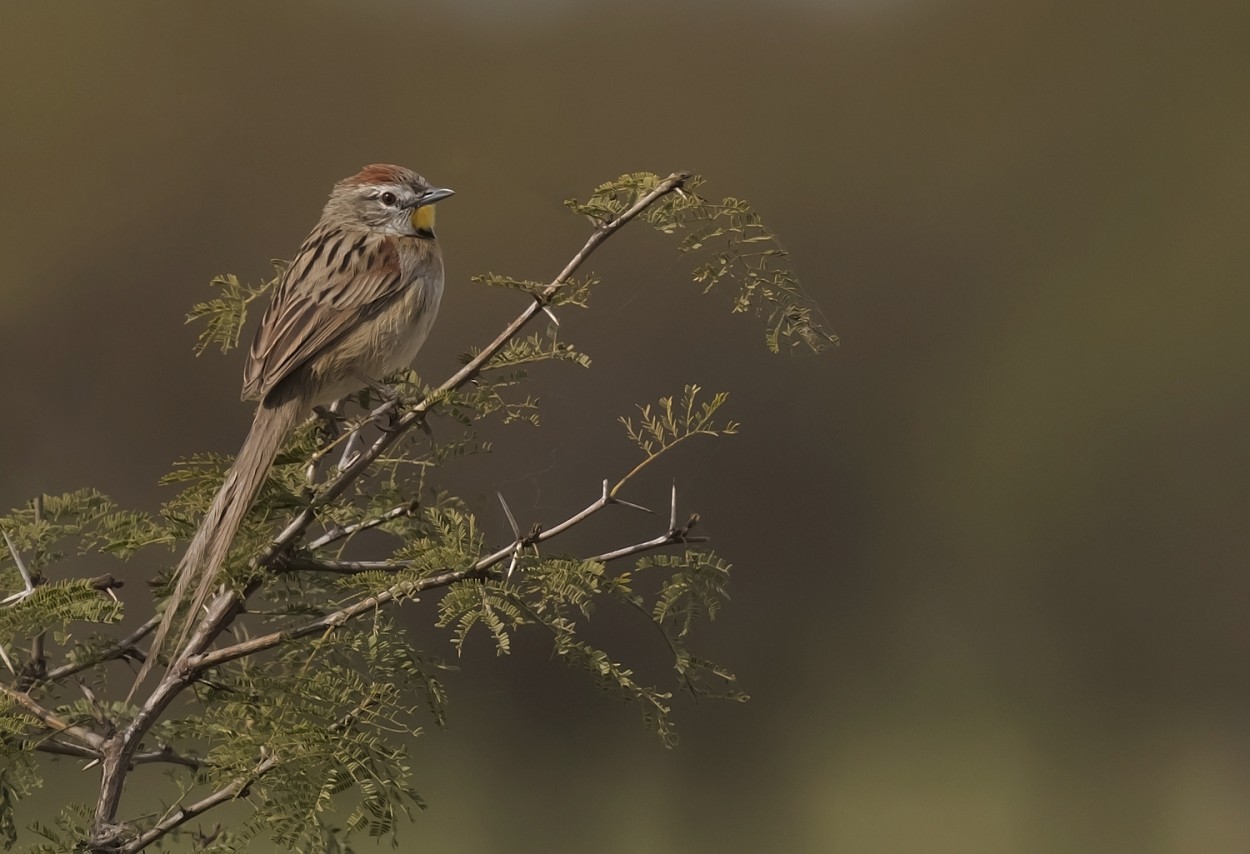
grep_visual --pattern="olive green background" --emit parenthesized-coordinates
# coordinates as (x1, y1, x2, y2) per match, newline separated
(2, 1, 1248, 851)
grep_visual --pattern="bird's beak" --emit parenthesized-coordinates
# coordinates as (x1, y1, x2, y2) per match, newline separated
(416, 187, 455, 207)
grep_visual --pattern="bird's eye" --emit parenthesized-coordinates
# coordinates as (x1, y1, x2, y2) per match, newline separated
(380, 191, 397, 206)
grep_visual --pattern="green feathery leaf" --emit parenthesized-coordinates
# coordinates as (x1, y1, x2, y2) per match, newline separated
(186, 265, 280, 356)
(567, 172, 836, 354)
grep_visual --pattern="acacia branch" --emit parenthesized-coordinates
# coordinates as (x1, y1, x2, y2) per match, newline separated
(588, 531, 708, 564)
(32, 738, 95, 760)
(33, 739, 202, 770)
(194, 478, 696, 672)
(280, 556, 412, 574)
(591, 483, 706, 561)
(132, 745, 206, 769)
(40, 614, 160, 684)
(118, 753, 279, 854)
(0, 681, 104, 750)
(186, 567, 474, 671)
(306, 500, 420, 550)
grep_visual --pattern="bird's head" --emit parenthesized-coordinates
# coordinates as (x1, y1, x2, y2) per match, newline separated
(329, 163, 454, 238)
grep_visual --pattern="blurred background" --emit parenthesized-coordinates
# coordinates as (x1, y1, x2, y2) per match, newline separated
(3, 1, 1249, 851)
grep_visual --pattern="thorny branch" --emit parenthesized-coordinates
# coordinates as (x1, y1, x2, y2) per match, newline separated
(31, 738, 204, 770)
(0, 680, 104, 751)
(305, 500, 420, 550)
(195, 477, 702, 672)
(40, 615, 159, 684)
(115, 754, 280, 854)
(63, 170, 696, 852)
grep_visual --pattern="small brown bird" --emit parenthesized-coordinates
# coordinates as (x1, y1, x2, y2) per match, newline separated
(138, 164, 453, 690)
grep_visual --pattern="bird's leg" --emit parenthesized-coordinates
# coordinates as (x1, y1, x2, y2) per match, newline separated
(313, 402, 345, 442)
(308, 402, 347, 484)
(358, 375, 406, 432)
(365, 377, 400, 402)
(335, 378, 403, 471)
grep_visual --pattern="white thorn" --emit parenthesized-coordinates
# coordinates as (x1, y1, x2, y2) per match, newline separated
(338, 429, 363, 471)
(0, 643, 14, 675)
(497, 491, 521, 538)
(1, 589, 33, 606)
(610, 494, 655, 515)
(81, 758, 101, 771)
(4, 530, 33, 591)
(541, 305, 560, 326)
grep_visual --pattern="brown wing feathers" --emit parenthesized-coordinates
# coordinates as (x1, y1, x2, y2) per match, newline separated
(243, 228, 403, 402)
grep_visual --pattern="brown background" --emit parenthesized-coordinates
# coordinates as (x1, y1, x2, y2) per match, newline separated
(3, 1, 1249, 851)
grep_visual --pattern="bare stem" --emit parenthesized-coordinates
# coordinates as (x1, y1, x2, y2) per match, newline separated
(117, 754, 279, 854)
(199, 478, 696, 671)
(33, 739, 203, 770)
(305, 500, 420, 550)
(280, 557, 412, 574)
(587, 531, 707, 564)
(40, 614, 160, 684)
(0, 681, 104, 750)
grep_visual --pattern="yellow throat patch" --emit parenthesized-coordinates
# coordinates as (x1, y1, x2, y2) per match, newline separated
(411, 205, 436, 235)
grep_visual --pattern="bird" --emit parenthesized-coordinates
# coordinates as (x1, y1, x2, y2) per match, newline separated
(134, 164, 453, 693)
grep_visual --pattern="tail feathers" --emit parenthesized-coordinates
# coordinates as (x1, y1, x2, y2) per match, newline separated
(131, 396, 303, 697)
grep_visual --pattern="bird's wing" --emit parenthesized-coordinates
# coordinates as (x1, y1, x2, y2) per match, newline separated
(242, 226, 408, 401)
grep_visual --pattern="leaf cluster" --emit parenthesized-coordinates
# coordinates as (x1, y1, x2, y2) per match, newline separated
(473, 272, 598, 308)
(615, 384, 740, 494)
(185, 263, 285, 357)
(568, 172, 837, 354)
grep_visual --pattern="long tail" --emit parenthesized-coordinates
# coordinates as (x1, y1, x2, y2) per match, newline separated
(132, 395, 303, 696)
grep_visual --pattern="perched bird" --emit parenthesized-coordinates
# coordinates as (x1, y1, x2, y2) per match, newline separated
(136, 164, 453, 691)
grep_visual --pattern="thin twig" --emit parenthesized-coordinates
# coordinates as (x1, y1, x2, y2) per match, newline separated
(195, 477, 695, 672)
(187, 568, 477, 672)
(0, 681, 104, 750)
(589, 484, 704, 561)
(33, 740, 203, 770)
(117, 754, 279, 854)
(305, 500, 419, 550)
(41, 614, 160, 684)
(611, 429, 721, 498)
(33, 739, 96, 761)
(587, 532, 708, 564)
(280, 557, 412, 575)
(132, 745, 205, 769)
